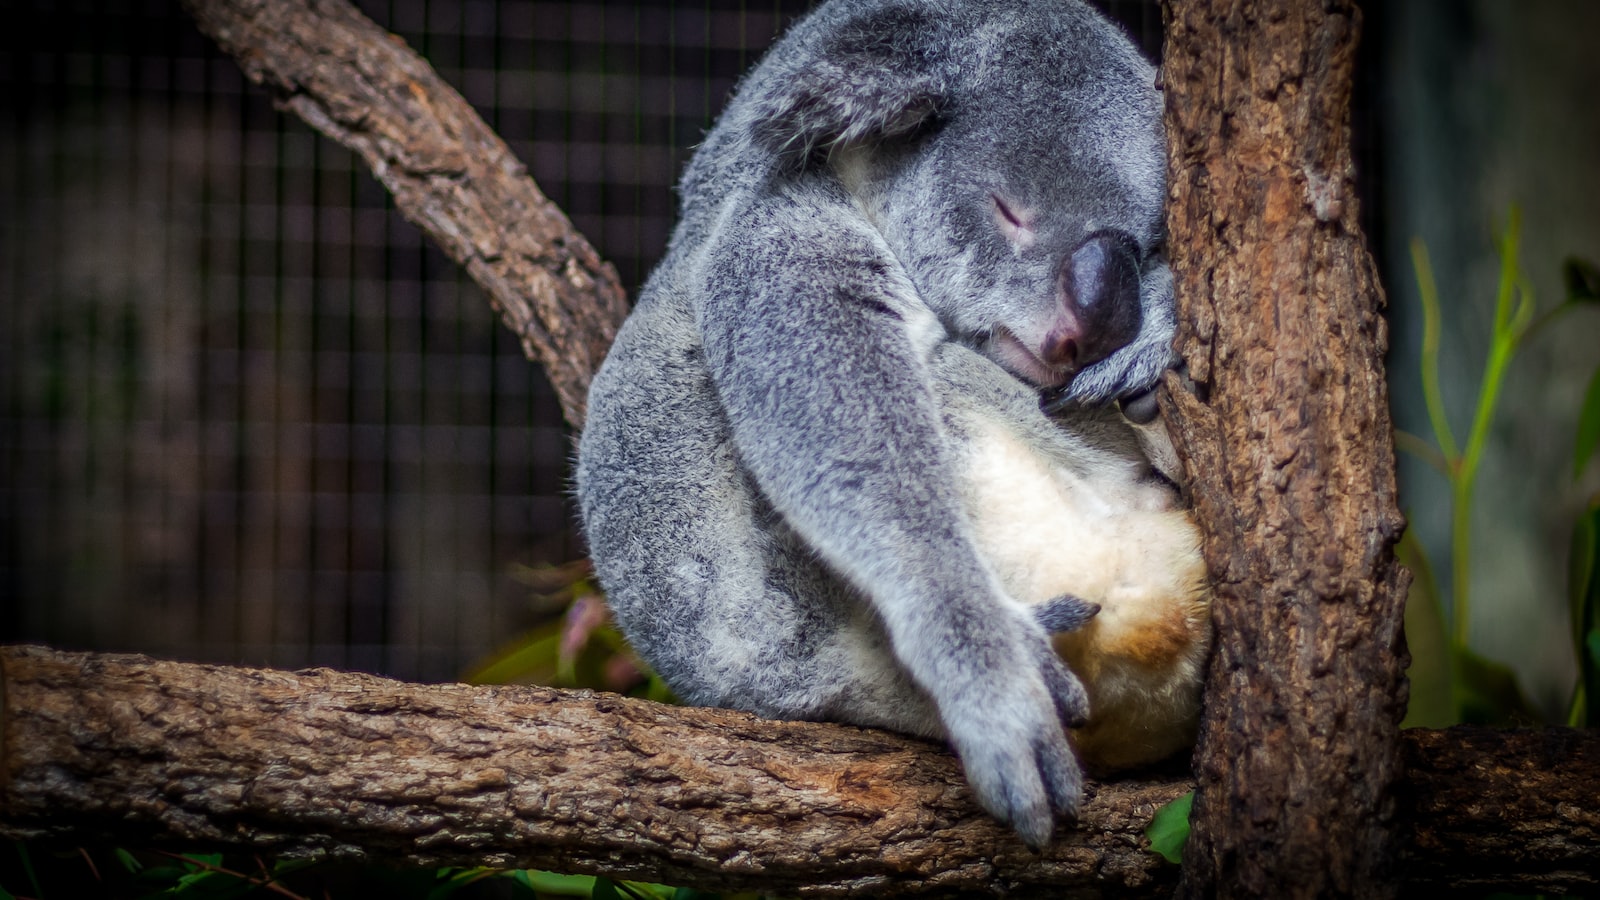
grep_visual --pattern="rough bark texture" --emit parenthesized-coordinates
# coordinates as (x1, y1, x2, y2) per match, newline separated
(1160, 1, 1412, 897)
(180, 0, 628, 430)
(3, 647, 1598, 896)
(1397, 727, 1600, 894)
(0, 646, 1185, 899)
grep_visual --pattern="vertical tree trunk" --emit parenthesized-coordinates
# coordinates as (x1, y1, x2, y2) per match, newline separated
(1160, 1, 1411, 896)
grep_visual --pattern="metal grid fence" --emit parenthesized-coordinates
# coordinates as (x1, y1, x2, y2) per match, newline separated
(1, 0, 1163, 682)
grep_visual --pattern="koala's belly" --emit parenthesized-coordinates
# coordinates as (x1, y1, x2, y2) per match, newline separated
(959, 418, 1211, 772)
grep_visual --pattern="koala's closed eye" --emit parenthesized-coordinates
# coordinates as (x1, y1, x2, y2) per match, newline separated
(992, 195, 1036, 248)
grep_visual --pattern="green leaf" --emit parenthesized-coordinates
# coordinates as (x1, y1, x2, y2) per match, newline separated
(11, 843, 41, 900)
(462, 625, 564, 685)
(166, 856, 230, 896)
(114, 848, 144, 874)
(1575, 366, 1600, 480)
(1573, 502, 1600, 651)
(593, 877, 625, 900)
(1145, 791, 1193, 865)
(1398, 530, 1456, 728)
(425, 868, 486, 900)
(1453, 648, 1536, 726)
(1573, 501, 1600, 727)
(612, 882, 676, 900)
(1564, 256, 1600, 303)
(510, 870, 598, 897)
(179, 853, 223, 871)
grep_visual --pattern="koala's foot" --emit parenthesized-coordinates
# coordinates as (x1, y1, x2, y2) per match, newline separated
(945, 630, 1089, 848)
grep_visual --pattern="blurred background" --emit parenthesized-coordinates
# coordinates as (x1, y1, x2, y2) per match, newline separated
(1, 0, 1595, 717)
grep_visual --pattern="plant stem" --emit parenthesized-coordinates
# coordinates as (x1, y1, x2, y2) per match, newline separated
(1412, 238, 1459, 463)
(1450, 212, 1533, 646)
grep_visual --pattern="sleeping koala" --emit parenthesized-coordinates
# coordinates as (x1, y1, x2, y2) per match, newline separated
(576, 0, 1208, 846)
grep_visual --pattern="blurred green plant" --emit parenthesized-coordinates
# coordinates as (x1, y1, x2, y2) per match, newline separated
(461, 560, 675, 704)
(1, 844, 745, 900)
(1397, 209, 1600, 728)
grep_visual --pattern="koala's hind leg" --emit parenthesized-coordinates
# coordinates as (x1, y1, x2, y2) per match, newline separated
(578, 324, 939, 738)
(616, 512, 944, 739)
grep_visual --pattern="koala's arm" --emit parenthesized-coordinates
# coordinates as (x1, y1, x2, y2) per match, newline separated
(697, 192, 1087, 846)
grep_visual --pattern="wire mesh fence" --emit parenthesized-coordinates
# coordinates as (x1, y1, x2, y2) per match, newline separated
(1, 0, 1164, 682)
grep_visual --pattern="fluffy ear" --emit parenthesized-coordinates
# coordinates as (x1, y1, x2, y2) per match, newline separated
(751, 7, 947, 171)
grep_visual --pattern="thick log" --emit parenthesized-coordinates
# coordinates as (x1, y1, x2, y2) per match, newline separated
(3, 646, 1598, 896)
(1398, 727, 1600, 893)
(0, 645, 1184, 899)
(1160, 2, 1411, 896)
(179, 0, 629, 430)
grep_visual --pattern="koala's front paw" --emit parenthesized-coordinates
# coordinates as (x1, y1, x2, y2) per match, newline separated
(1065, 333, 1175, 404)
(946, 635, 1089, 848)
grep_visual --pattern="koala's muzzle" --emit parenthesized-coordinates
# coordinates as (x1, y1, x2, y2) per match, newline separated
(1041, 230, 1142, 374)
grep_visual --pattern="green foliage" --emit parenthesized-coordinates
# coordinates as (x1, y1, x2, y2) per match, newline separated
(0, 848, 743, 900)
(1397, 532, 1454, 728)
(1576, 367, 1600, 481)
(1399, 211, 1600, 727)
(461, 562, 676, 704)
(1144, 791, 1194, 865)
(1569, 500, 1600, 726)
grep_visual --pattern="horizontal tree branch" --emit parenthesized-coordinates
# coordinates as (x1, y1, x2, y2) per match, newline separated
(2, 645, 1597, 896)
(179, 0, 629, 430)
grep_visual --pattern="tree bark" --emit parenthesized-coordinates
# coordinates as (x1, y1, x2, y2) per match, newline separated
(179, 0, 629, 430)
(1160, 1, 1411, 897)
(0, 645, 1185, 899)
(3, 646, 1598, 896)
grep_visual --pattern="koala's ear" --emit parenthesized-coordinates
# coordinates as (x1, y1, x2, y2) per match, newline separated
(751, 8, 947, 171)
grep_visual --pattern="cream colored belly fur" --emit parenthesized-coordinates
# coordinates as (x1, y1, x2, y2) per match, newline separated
(961, 421, 1211, 772)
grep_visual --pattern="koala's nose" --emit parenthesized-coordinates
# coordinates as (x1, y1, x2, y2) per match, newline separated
(1042, 230, 1142, 371)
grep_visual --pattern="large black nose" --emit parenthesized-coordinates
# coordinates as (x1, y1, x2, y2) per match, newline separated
(1040, 230, 1142, 372)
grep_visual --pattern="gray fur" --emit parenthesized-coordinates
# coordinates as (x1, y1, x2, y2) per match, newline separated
(577, 0, 1173, 847)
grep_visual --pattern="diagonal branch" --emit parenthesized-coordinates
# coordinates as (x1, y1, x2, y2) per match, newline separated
(180, 0, 629, 429)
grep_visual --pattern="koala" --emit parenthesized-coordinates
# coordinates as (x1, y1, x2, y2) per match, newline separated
(576, 0, 1209, 847)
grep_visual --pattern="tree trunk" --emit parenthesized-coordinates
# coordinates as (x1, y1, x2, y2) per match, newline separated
(3, 646, 1598, 896)
(1160, 1, 1411, 897)
(179, 0, 629, 430)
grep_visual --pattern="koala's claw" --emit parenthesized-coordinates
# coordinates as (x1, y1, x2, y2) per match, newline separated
(954, 719, 1081, 849)
(1033, 594, 1101, 634)
(1039, 650, 1092, 728)
(1036, 730, 1086, 818)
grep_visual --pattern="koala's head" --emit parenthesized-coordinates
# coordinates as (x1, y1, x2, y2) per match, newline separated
(749, 0, 1172, 402)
